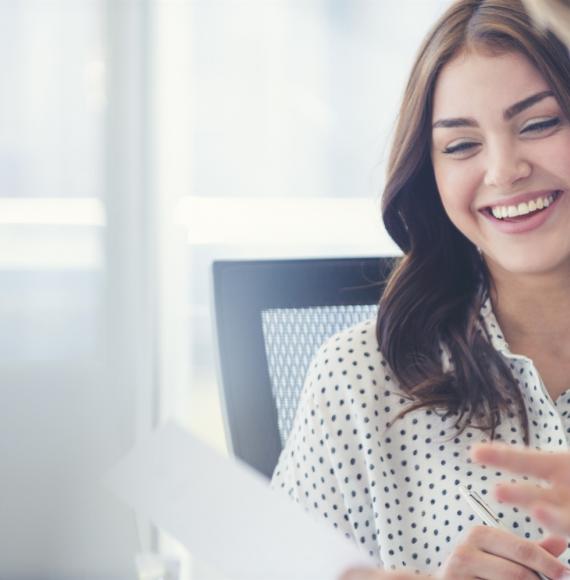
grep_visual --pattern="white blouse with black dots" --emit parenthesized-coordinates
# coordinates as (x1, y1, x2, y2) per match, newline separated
(270, 298, 570, 574)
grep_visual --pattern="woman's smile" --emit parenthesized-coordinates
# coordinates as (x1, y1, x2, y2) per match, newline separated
(479, 189, 565, 234)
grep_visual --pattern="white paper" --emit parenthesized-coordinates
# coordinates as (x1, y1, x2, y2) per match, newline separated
(105, 422, 375, 580)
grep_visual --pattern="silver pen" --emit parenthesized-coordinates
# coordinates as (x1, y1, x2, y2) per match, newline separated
(459, 485, 549, 580)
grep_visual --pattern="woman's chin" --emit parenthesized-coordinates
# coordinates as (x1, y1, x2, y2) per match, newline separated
(485, 250, 570, 278)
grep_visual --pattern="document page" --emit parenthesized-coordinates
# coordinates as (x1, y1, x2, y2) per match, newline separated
(106, 422, 375, 580)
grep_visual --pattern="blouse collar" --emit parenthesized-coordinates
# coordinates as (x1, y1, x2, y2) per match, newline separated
(479, 296, 512, 356)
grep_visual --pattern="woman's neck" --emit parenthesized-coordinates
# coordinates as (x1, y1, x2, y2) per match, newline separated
(488, 264, 570, 358)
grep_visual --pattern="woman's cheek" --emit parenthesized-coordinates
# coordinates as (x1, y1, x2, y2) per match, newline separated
(437, 165, 470, 212)
(437, 169, 482, 240)
(533, 135, 570, 180)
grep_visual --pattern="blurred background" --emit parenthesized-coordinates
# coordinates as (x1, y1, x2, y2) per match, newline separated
(0, 0, 451, 578)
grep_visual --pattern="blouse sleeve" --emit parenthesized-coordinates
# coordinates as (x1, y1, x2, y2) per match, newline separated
(270, 333, 383, 565)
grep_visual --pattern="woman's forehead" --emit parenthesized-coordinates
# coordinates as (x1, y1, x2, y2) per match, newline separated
(432, 50, 549, 121)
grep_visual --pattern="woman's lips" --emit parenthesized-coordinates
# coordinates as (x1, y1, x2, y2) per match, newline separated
(480, 190, 564, 235)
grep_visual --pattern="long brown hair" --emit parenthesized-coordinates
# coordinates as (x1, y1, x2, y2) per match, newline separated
(377, 0, 570, 443)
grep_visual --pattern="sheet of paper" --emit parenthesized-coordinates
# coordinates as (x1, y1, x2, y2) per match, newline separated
(105, 422, 375, 580)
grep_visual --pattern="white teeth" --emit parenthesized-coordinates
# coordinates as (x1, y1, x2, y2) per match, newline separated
(489, 192, 559, 219)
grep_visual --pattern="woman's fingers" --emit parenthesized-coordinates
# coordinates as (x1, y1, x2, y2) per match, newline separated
(538, 534, 569, 558)
(471, 443, 570, 485)
(492, 478, 570, 535)
(532, 501, 570, 537)
(444, 546, 548, 580)
(472, 444, 570, 535)
(340, 568, 430, 580)
(459, 525, 570, 580)
(494, 481, 570, 508)
(443, 525, 568, 579)
(339, 532, 570, 580)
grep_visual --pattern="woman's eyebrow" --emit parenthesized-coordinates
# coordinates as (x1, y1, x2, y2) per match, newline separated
(504, 89, 554, 120)
(432, 90, 555, 129)
(432, 117, 477, 129)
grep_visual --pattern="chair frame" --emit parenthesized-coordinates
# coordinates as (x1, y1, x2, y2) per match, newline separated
(211, 256, 394, 478)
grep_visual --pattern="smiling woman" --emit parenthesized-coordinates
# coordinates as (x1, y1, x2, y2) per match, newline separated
(270, 0, 570, 579)
(433, 83, 563, 233)
(431, 50, 570, 275)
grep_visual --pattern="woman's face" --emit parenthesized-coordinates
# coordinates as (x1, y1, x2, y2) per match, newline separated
(431, 49, 570, 277)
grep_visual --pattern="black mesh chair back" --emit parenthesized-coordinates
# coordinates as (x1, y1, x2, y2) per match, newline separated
(212, 257, 394, 478)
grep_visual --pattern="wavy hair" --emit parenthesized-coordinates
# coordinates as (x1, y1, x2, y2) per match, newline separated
(377, 0, 570, 443)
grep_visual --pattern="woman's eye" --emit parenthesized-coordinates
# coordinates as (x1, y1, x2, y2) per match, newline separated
(521, 117, 561, 134)
(442, 141, 478, 155)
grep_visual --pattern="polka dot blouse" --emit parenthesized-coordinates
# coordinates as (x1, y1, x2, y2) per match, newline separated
(270, 298, 570, 574)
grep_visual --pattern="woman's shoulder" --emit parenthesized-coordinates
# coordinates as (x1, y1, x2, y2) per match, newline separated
(300, 316, 405, 410)
(310, 316, 380, 368)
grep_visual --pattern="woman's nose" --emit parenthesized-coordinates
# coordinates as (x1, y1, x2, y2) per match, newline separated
(483, 145, 532, 189)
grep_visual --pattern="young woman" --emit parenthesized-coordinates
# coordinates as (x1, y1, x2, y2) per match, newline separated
(270, 0, 570, 578)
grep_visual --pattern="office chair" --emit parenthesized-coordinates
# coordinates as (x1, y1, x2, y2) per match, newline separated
(212, 257, 395, 479)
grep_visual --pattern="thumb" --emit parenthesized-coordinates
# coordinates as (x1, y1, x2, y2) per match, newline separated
(538, 534, 568, 557)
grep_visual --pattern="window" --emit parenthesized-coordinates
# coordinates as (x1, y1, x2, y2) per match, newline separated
(2, 1, 452, 578)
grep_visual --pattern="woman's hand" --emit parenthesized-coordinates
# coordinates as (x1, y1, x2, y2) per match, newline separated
(437, 525, 569, 579)
(472, 443, 570, 536)
(340, 569, 429, 580)
(340, 527, 570, 580)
